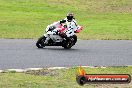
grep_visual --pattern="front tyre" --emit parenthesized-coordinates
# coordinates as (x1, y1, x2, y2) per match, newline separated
(36, 36, 46, 48)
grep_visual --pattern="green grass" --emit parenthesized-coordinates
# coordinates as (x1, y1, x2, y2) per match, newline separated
(0, 0, 132, 39)
(0, 66, 132, 88)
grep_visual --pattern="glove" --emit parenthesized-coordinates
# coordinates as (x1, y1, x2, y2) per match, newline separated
(56, 30, 59, 35)
(60, 20, 66, 24)
(49, 26, 56, 31)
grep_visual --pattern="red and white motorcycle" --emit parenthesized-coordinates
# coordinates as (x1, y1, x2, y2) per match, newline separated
(36, 24, 83, 49)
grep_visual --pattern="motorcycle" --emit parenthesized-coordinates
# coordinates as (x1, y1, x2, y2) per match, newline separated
(36, 24, 83, 49)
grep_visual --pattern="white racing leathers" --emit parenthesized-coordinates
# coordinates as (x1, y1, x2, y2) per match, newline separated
(64, 19, 77, 37)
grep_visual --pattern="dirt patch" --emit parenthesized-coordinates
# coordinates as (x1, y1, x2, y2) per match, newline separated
(25, 69, 60, 76)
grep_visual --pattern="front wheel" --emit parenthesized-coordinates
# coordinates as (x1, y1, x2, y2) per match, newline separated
(36, 36, 46, 48)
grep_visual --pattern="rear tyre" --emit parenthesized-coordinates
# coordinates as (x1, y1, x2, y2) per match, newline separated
(62, 38, 73, 49)
(63, 42, 72, 49)
(36, 36, 46, 48)
(71, 35, 77, 45)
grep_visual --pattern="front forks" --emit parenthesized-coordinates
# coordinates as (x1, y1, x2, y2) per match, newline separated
(43, 34, 50, 44)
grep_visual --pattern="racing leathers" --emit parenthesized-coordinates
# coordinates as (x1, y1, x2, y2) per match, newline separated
(63, 18, 77, 37)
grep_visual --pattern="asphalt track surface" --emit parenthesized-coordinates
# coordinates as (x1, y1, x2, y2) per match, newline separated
(0, 39, 132, 69)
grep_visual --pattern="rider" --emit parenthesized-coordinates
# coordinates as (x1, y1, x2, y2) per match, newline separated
(44, 12, 78, 43)
(62, 12, 78, 37)
(46, 12, 77, 34)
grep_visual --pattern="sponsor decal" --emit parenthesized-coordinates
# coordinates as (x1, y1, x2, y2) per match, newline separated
(76, 66, 131, 85)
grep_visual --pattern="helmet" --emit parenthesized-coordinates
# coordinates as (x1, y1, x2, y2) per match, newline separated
(66, 12, 74, 21)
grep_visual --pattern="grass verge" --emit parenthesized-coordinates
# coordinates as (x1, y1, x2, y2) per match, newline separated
(0, 0, 132, 39)
(0, 66, 132, 88)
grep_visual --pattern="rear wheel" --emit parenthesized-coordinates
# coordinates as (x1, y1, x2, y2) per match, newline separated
(36, 36, 46, 48)
(71, 35, 77, 45)
(63, 42, 72, 49)
(62, 38, 73, 49)
(62, 35, 77, 49)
